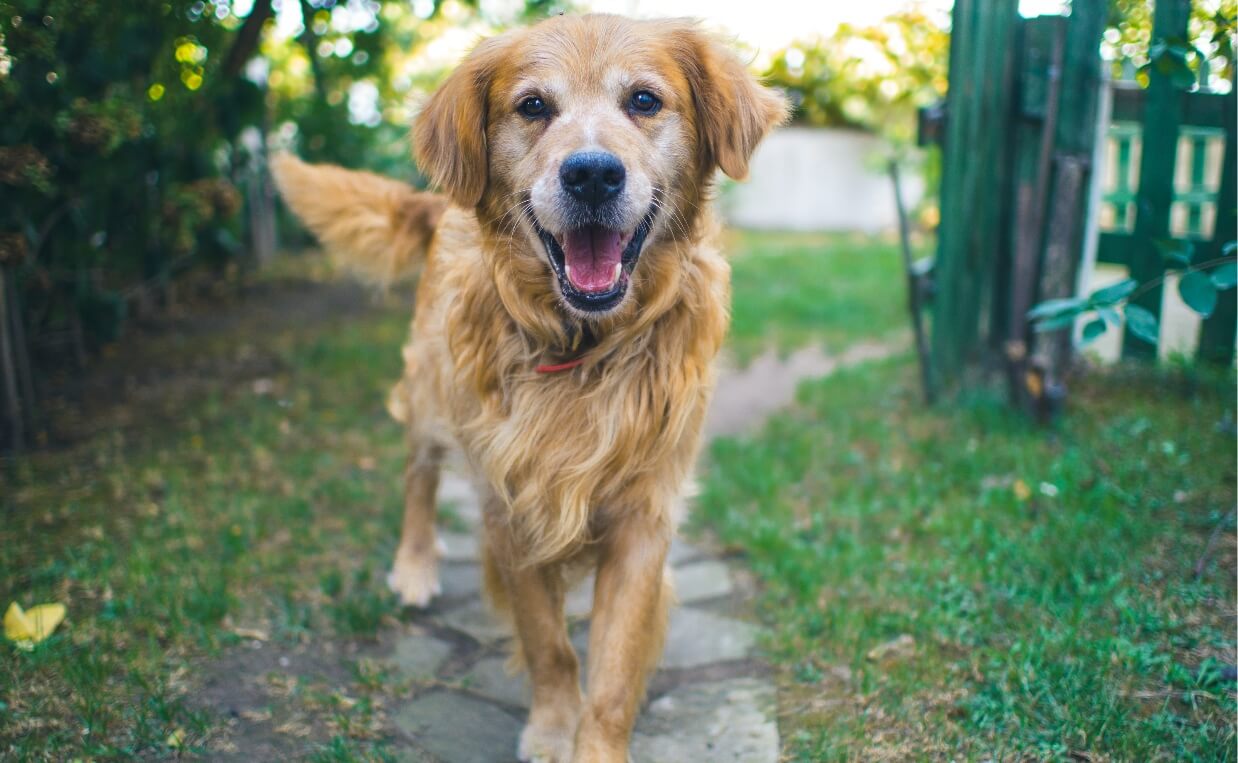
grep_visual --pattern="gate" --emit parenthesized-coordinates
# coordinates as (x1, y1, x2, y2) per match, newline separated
(924, 0, 1236, 402)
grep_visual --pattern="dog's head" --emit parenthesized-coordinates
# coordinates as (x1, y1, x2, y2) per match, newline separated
(415, 14, 787, 318)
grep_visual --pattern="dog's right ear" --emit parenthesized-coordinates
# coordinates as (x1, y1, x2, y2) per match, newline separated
(413, 34, 511, 208)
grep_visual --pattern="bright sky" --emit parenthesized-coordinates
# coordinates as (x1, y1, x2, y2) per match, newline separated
(266, 0, 1075, 62)
(579, 0, 1070, 58)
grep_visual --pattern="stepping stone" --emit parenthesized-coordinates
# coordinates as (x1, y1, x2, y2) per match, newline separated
(461, 655, 529, 708)
(438, 472, 482, 524)
(668, 537, 707, 566)
(386, 633, 454, 679)
(440, 532, 480, 563)
(673, 560, 733, 603)
(660, 608, 757, 669)
(630, 677, 777, 763)
(392, 691, 521, 763)
(564, 576, 594, 619)
(565, 558, 728, 618)
(436, 600, 510, 643)
(569, 607, 755, 670)
(439, 562, 483, 599)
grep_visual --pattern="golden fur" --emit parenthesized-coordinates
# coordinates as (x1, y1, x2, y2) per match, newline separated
(272, 13, 785, 762)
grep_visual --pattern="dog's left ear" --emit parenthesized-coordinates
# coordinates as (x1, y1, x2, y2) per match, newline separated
(413, 33, 511, 207)
(679, 28, 789, 180)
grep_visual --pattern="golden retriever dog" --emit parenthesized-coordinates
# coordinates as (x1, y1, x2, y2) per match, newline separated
(272, 13, 785, 761)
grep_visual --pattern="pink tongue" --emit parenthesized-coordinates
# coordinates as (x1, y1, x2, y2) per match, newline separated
(562, 226, 623, 293)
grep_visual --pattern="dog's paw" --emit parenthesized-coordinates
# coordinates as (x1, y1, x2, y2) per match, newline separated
(517, 720, 575, 763)
(386, 554, 441, 608)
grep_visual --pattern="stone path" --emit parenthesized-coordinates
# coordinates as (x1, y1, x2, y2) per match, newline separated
(375, 343, 904, 761)
(197, 342, 899, 761)
(383, 476, 771, 762)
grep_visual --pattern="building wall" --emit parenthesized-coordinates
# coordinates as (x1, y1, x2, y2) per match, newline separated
(720, 126, 925, 233)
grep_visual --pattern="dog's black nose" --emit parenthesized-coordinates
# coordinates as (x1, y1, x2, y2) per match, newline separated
(559, 152, 625, 206)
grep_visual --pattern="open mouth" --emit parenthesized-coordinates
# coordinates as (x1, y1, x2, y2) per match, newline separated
(533, 210, 656, 313)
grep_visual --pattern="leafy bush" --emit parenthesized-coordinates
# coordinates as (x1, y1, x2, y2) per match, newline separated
(761, 7, 949, 144)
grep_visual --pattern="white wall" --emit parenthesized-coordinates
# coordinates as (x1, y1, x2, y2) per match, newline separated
(720, 126, 924, 233)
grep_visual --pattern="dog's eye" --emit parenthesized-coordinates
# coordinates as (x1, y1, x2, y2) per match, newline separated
(629, 90, 661, 115)
(518, 96, 548, 118)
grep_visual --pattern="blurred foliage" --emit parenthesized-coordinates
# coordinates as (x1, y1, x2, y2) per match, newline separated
(761, 7, 949, 145)
(1105, 0, 1235, 87)
(0, 0, 560, 450)
(763, 1, 1235, 142)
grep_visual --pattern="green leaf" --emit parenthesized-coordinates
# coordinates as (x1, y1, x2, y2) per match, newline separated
(1150, 41, 1198, 89)
(1222, 241, 1237, 257)
(1088, 278, 1138, 306)
(1033, 312, 1078, 332)
(1154, 238, 1193, 267)
(1211, 261, 1238, 290)
(1125, 304, 1160, 344)
(1079, 318, 1108, 346)
(1097, 305, 1121, 328)
(1179, 270, 1218, 317)
(1027, 297, 1084, 320)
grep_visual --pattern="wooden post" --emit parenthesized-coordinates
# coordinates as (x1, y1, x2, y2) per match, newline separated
(1123, 0, 1190, 359)
(890, 160, 936, 405)
(1007, 16, 1065, 359)
(931, 0, 1021, 387)
(1039, 0, 1106, 377)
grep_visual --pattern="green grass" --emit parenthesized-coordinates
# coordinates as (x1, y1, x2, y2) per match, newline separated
(0, 233, 902, 759)
(725, 230, 912, 361)
(696, 357, 1237, 760)
(4, 233, 1234, 760)
(1, 290, 413, 758)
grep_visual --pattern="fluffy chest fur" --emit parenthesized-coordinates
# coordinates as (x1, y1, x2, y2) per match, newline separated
(401, 207, 729, 562)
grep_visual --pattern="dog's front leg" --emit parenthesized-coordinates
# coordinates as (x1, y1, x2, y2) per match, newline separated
(574, 512, 672, 762)
(486, 522, 583, 763)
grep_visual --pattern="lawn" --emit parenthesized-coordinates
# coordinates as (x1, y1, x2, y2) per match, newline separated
(5, 229, 892, 758)
(2, 231, 1234, 760)
(724, 230, 911, 361)
(2, 281, 416, 758)
(698, 358, 1237, 760)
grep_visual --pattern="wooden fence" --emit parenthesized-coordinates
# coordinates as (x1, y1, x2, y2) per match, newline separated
(926, 0, 1236, 403)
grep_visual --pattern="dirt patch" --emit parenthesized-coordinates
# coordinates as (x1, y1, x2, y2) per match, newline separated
(32, 271, 398, 450)
(706, 339, 904, 438)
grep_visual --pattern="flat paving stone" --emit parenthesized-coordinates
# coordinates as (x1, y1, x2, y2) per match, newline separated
(673, 559, 734, 603)
(387, 633, 454, 679)
(569, 607, 755, 670)
(436, 599, 510, 643)
(461, 655, 529, 708)
(565, 559, 728, 618)
(660, 608, 757, 669)
(564, 576, 594, 619)
(438, 472, 482, 524)
(439, 532, 480, 562)
(668, 537, 707, 566)
(631, 677, 777, 763)
(439, 562, 483, 599)
(392, 691, 521, 763)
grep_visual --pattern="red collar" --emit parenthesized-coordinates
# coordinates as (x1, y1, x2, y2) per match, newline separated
(535, 356, 587, 374)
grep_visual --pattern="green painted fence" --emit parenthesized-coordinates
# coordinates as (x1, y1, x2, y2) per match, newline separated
(928, 0, 1236, 402)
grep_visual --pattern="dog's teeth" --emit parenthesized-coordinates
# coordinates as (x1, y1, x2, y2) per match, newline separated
(611, 263, 621, 282)
(565, 264, 573, 282)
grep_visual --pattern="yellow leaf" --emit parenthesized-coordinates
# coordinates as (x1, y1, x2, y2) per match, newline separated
(167, 728, 186, 748)
(5, 602, 67, 647)
(1012, 479, 1032, 502)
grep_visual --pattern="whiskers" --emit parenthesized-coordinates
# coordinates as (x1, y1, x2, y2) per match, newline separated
(648, 187, 694, 245)
(493, 188, 537, 261)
